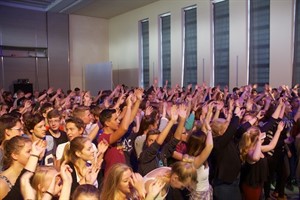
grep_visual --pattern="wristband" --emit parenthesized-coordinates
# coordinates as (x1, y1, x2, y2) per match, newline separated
(30, 154, 39, 158)
(44, 191, 54, 197)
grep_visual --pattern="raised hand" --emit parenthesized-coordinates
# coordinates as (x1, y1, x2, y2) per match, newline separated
(256, 110, 265, 120)
(277, 121, 285, 132)
(228, 98, 234, 111)
(186, 94, 193, 102)
(135, 88, 144, 101)
(235, 98, 243, 108)
(31, 140, 46, 157)
(104, 98, 111, 108)
(60, 162, 73, 184)
(23, 99, 32, 109)
(170, 105, 179, 122)
(117, 93, 126, 105)
(246, 98, 253, 111)
(126, 93, 133, 107)
(278, 97, 285, 106)
(47, 87, 54, 95)
(56, 88, 62, 95)
(234, 106, 245, 119)
(215, 101, 224, 111)
(145, 106, 154, 116)
(178, 104, 187, 119)
(25, 93, 32, 98)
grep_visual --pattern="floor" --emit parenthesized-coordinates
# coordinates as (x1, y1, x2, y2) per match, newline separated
(271, 185, 299, 200)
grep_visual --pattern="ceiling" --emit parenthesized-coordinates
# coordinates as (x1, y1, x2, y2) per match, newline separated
(0, 0, 160, 19)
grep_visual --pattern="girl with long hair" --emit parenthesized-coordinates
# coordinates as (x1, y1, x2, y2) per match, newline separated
(101, 163, 168, 200)
(0, 136, 45, 199)
(62, 136, 107, 193)
(239, 122, 284, 200)
(184, 121, 213, 200)
(143, 161, 198, 200)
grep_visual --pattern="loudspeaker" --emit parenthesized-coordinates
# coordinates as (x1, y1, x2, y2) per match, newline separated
(14, 83, 33, 94)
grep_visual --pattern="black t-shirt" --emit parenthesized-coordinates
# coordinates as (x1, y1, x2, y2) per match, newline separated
(46, 130, 68, 146)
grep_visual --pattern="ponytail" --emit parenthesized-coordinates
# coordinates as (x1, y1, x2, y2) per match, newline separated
(61, 142, 71, 165)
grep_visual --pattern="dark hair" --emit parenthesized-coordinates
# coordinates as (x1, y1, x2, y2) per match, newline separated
(9, 110, 22, 119)
(2, 136, 31, 170)
(0, 115, 20, 145)
(137, 115, 157, 136)
(47, 109, 61, 119)
(23, 113, 44, 133)
(232, 87, 240, 93)
(186, 129, 206, 157)
(99, 109, 116, 126)
(90, 106, 103, 122)
(63, 136, 89, 164)
(72, 184, 100, 200)
(143, 129, 160, 149)
(40, 102, 53, 115)
(65, 117, 85, 130)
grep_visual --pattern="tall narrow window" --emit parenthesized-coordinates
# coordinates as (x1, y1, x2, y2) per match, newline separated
(213, 0, 229, 88)
(249, 0, 270, 89)
(183, 6, 197, 86)
(141, 20, 150, 88)
(293, 0, 300, 85)
(160, 14, 171, 87)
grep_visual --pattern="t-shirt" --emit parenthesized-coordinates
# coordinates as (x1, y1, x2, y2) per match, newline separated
(41, 135, 57, 166)
(46, 130, 68, 147)
(56, 142, 68, 161)
(98, 133, 125, 174)
(135, 135, 146, 158)
(122, 122, 138, 170)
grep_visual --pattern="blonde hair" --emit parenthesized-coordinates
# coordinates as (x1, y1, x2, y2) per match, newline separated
(32, 166, 58, 199)
(100, 163, 136, 200)
(239, 126, 260, 163)
(171, 161, 198, 190)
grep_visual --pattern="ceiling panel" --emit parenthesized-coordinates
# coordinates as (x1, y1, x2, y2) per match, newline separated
(0, 0, 160, 19)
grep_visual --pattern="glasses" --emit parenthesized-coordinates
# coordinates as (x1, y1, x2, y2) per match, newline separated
(10, 127, 24, 132)
(48, 119, 61, 124)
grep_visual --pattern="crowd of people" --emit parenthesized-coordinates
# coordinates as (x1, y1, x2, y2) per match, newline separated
(0, 80, 299, 200)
